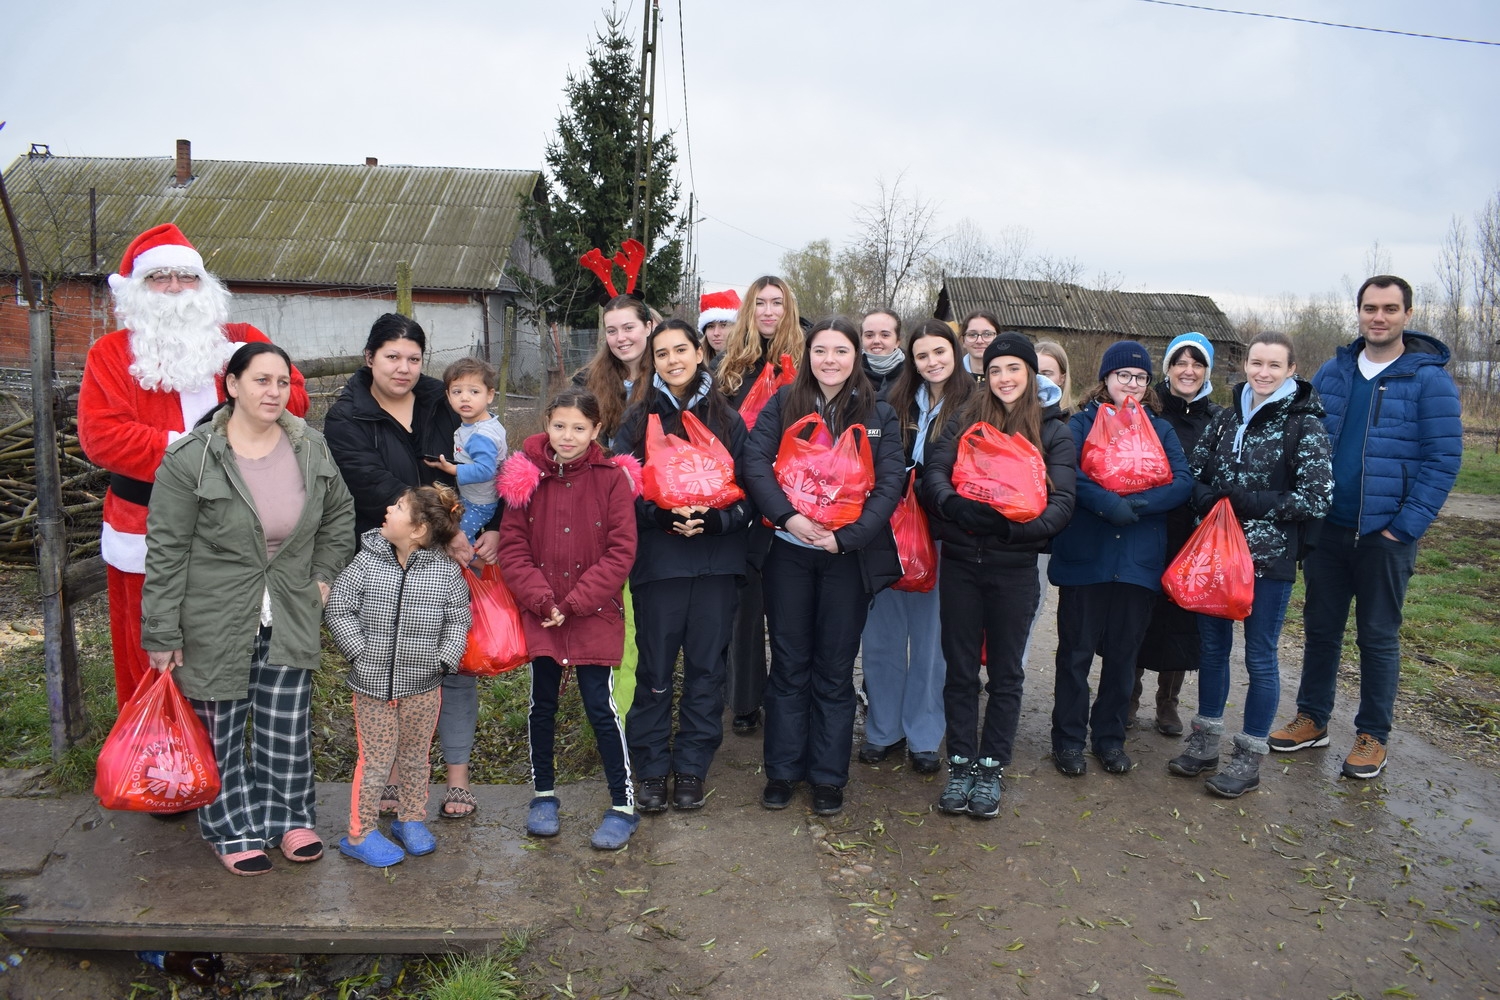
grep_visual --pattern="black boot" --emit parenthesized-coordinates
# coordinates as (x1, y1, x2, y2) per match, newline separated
(1155, 671, 1186, 737)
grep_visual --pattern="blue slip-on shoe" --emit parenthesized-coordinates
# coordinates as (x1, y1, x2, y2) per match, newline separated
(338, 829, 405, 868)
(526, 796, 560, 837)
(389, 820, 436, 856)
(589, 808, 641, 850)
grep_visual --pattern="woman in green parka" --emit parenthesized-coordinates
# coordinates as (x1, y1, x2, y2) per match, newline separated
(142, 341, 355, 876)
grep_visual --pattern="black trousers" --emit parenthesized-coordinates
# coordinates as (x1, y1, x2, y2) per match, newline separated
(761, 539, 871, 788)
(938, 555, 1040, 765)
(724, 561, 767, 715)
(627, 575, 737, 779)
(528, 656, 633, 809)
(1051, 582, 1156, 753)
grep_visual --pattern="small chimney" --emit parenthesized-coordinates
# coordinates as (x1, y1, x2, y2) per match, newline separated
(174, 139, 192, 186)
(365, 157, 378, 167)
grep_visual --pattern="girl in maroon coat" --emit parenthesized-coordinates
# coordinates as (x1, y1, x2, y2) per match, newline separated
(497, 390, 642, 849)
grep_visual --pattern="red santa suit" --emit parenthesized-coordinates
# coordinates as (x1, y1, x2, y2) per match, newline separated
(77, 225, 308, 706)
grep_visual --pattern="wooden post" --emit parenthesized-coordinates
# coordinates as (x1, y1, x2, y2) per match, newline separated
(396, 260, 413, 318)
(495, 300, 515, 414)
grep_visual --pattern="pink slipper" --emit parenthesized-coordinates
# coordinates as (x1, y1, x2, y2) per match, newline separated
(279, 828, 324, 862)
(219, 849, 272, 876)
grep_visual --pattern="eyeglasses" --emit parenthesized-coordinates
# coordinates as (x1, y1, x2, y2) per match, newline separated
(1111, 371, 1150, 386)
(963, 330, 998, 343)
(144, 269, 201, 286)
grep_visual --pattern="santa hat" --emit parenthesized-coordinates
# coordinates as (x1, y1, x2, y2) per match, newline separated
(697, 289, 742, 333)
(107, 224, 206, 293)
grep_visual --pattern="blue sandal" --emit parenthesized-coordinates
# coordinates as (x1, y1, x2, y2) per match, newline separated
(338, 829, 405, 867)
(389, 820, 436, 856)
(590, 808, 640, 850)
(526, 796, 560, 837)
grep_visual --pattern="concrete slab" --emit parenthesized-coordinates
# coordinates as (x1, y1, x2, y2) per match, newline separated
(0, 795, 91, 878)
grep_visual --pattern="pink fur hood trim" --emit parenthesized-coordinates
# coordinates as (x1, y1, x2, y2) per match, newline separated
(496, 436, 643, 507)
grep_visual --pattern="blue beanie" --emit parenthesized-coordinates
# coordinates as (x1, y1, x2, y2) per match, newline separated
(1164, 331, 1214, 372)
(1097, 340, 1152, 381)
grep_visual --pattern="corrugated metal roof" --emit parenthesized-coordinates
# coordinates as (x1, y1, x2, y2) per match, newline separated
(937, 277, 1241, 344)
(0, 153, 541, 291)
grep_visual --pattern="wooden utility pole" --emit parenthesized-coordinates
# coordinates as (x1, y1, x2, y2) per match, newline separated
(396, 260, 414, 318)
(0, 124, 86, 760)
(628, 0, 660, 288)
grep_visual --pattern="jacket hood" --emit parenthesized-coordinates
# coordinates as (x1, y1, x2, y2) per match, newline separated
(1227, 374, 1324, 423)
(497, 434, 643, 506)
(1337, 330, 1452, 373)
(207, 404, 309, 444)
(1036, 374, 1062, 409)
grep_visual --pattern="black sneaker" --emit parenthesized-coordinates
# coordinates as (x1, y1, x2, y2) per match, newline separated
(733, 710, 762, 735)
(967, 759, 1004, 819)
(1053, 748, 1087, 777)
(671, 773, 705, 810)
(811, 784, 844, 816)
(858, 737, 906, 764)
(637, 775, 668, 813)
(909, 750, 942, 774)
(1095, 747, 1133, 774)
(761, 778, 795, 810)
(938, 756, 975, 813)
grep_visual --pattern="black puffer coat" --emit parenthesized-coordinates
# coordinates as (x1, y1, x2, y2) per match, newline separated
(1190, 377, 1333, 582)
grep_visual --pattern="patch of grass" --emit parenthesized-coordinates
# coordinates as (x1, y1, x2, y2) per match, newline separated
(1455, 444, 1500, 495)
(420, 938, 527, 1000)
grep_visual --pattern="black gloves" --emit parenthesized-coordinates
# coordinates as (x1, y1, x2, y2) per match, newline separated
(652, 506, 687, 532)
(698, 507, 732, 535)
(1226, 486, 1272, 519)
(1191, 483, 1228, 515)
(1104, 496, 1140, 526)
(943, 495, 1010, 536)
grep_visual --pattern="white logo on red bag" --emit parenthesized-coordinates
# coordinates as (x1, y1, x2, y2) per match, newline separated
(668, 452, 726, 497)
(127, 736, 211, 806)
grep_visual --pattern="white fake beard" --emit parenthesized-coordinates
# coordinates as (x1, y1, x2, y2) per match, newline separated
(114, 274, 236, 393)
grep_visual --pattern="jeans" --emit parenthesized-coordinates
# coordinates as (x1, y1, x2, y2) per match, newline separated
(1297, 523, 1417, 744)
(860, 582, 945, 753)
(1196, 576, 1294, 738)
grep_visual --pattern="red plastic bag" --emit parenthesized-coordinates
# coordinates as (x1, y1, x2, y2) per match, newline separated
(773, 413, 875, 530)
(738, 354, 796, 432)
(95, 670, 220, 812)
(460, 564, 531, 675)
(892, 469, 938, 593)
(1161, 498, 1255, 620)
(642, 411, 746, 510)
(1080, 396, 1172, 495)
(952, 423, 1048, 523)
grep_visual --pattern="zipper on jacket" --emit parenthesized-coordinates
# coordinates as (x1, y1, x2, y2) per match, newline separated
(388, 563, 409, 701)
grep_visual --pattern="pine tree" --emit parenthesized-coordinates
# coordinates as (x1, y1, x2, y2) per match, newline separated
(532, 10, 686, 326)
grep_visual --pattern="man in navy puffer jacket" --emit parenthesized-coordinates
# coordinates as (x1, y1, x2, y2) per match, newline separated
(1269, 275, 1462, 779)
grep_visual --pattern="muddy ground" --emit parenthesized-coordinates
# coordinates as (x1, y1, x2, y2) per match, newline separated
(2, 510, 1498, 999)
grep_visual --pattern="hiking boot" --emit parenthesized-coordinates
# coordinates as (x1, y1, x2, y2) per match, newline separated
(811, 784, 844, 816)
(1167, 718, 1222, 777)
(1205, 734, 1266, 798)
(1341, 733, 1387, 779)
(1155, 671, 1186, 736)
(938, 756, 976, 813)
(761, 779, 795, 810)
(732, 710, 761, 735)
(637, 775, 668, 813)
(1268, 713, 1330, 752)
(1053, 748, 1087, 777)
(858, 737, 906, 764)
(671, 773, 705, 810)
(966, 759, 1004, 819)
(909, 750, 942, 775)
(1095, 746, 1133, 774)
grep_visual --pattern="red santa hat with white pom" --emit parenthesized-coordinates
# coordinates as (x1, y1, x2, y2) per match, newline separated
(107, 223, 206, 293)
(697, 288, 742, 333)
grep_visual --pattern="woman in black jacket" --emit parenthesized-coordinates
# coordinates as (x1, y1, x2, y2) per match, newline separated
(1131, 333, 1222, 735)
(323, 314, 498, 820)
(613, 320, 755, 813)
(741, 316, 905, 817)
(921, 334, 1077, 819)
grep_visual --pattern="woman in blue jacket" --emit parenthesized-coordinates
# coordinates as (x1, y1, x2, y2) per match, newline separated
(1049, 341, 1192, 777)
(613, 320, 755, 813)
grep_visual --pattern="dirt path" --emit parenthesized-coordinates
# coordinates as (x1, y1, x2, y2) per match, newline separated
(1442, 492, 1500, 521)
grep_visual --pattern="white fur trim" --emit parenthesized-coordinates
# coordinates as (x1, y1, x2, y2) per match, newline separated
(130, 243, 205, 278)
(697, 307, 737, 332)
(180, 383, 219, 429)
(101, 524, 147, 574)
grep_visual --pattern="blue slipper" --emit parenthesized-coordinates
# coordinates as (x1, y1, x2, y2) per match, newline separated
(389, 820, 436, 856)
(526, 796, 560, 837)
(338, 829, 405, 867)
(590, 808, 640, 850)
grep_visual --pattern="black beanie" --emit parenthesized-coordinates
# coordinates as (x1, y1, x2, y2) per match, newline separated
(1097, 340, 1152, 381)
(981, 332, 1038, 373)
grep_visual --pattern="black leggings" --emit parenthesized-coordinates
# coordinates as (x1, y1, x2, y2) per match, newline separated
(528, 657, 634, 809)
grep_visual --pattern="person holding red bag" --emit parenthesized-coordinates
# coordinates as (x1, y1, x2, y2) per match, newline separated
(742, 317, 905, 816)
(613, 320, 755, 812)
(142, 342, 354, 875)
(1167, 331, 1332, 796)
(1049, 341, 1193, 778)
(921, 334, 1077, 817)
(857, 321, 974, 773)
(714, 277, 805, 737)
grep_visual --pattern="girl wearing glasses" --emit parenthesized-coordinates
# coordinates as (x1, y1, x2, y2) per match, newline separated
(958, 310, 1002, 384)
(1048, 341, 1192, 779)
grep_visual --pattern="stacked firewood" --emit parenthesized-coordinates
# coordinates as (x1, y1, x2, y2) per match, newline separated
(0, 386, 105, 563)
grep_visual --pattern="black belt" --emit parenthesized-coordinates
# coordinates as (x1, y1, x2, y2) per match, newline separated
(109, 473, 153, 506)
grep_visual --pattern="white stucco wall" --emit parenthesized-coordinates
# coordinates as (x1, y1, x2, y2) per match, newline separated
(228, 292, 485, 368)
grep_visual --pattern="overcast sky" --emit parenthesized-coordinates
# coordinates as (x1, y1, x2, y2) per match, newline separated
(4, 0, 1497, 316)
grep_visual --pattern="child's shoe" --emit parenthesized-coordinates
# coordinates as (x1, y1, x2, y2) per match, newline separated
(526, 796, 560, 837)
(590, 808, 640, 850)
(389, 820, 436, 856)
(338, 829, 405, 867)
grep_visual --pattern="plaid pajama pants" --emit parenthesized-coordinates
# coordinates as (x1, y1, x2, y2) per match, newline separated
(189, 627, 316, 855)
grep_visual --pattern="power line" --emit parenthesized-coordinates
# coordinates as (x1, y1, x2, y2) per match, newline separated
(675, 0, 696, 195)
(1133, 0, 1500, 46)
(699, 215, 796, 253)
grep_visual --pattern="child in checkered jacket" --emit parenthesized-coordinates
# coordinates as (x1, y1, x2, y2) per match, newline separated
(325, 483, 471, 867)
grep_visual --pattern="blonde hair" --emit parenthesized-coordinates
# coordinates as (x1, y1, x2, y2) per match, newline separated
(715, 276, 804, 396)
(1035, 341, 1074, 412)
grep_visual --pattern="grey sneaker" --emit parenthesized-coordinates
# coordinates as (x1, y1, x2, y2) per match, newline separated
(1206, 736, 1265, 798)
(938, 756, 975, 814)
(966, 759, 1004, 819)
(1167, 720, 1222, 777)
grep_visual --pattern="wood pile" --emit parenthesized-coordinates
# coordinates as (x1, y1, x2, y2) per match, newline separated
(0, 385, 105, 564)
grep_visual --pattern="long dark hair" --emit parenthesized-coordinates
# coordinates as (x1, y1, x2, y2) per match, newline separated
(887, 319, 973, 453)
(581, 295, 653, 439)
(961, 359, 1045, 456)
(778, 316, 875, 434)
(623, 320, 737, 453)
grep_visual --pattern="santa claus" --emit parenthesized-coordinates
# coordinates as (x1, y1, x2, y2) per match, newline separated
(78, 224, 308, 707)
